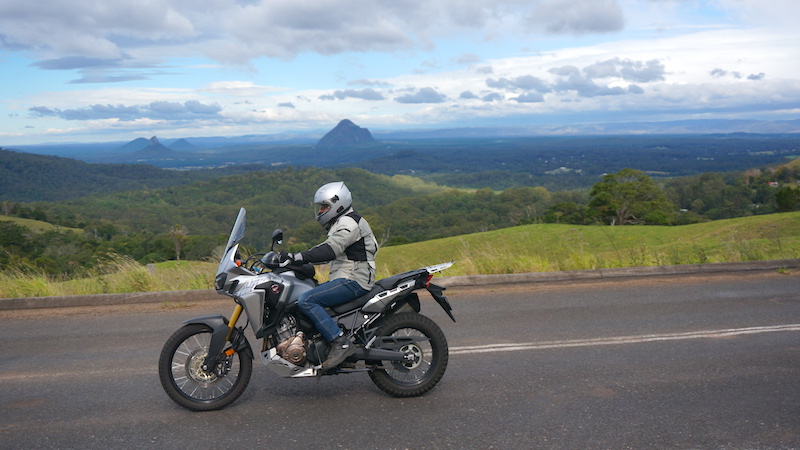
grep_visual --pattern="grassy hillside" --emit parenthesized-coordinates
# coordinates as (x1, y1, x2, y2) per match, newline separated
(786, 157, 800, 170)
(0, 216, 81, 233)
(374, 211, 800, 278)
(3, 211, 798, 298)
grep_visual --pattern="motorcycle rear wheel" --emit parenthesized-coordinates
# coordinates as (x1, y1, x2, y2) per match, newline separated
(369, 312, 449, 397)
(158, 324, 252, 411)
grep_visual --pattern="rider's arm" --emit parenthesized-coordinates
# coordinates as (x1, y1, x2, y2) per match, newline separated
(296, 216, 359, 264)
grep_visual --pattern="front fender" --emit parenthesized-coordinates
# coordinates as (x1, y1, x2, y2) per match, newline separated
(182, 314, 254, 364)
(182, 314, 229, 329)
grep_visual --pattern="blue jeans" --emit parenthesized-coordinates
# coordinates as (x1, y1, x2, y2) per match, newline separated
(297, 278, 368, 342)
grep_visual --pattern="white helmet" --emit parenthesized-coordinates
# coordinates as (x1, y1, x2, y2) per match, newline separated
(313, 181, 352, 227)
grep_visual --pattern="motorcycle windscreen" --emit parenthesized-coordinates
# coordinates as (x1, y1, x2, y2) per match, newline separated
(224, 207, 247, 252)
(216, 207, 247, 278)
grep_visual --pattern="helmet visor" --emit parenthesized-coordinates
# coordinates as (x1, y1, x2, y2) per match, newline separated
(316, 203, 331, 217)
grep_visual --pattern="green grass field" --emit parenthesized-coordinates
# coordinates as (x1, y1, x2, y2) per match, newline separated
(1, 216, 82, 233)
(374, 211, 800, 278)
(2, 211, 799, 298)
(0, 258, 215, 299)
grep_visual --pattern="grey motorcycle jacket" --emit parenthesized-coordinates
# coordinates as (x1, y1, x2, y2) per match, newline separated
(297, 208, 378, 290)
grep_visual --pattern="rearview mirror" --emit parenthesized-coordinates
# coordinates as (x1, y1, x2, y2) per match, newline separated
(271, 229, 283, 251)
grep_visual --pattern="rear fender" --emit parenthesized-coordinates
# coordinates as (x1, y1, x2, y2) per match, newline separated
(427, 283, 455, 322)
(393, 292, 421, 314)
(182, 315, 254, 366)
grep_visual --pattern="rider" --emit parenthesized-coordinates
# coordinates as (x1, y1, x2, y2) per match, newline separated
(278, 181, 378, 369)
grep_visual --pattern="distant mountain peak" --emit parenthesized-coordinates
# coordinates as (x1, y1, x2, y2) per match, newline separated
(149, 136, 160, 146)
(317, 119, 376, 147)
(168, 138, 196, 151)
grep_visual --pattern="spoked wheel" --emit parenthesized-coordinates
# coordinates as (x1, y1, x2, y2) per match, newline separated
(158, 324, 252, 411)
(369, 312, 449, 397)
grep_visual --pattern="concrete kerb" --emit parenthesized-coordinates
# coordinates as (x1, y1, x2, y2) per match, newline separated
(435, 258, 800, 288)
(0, 289, 221, 311)
(2, 258, 799, 311)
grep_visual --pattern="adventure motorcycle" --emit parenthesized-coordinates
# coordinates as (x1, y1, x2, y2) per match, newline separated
(158, 207, 455, 411)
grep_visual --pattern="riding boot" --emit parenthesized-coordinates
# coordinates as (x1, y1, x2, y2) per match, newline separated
(322, 335, 355, 369)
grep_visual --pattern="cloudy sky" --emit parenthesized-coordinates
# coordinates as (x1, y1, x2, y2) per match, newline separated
(1, 0, 799, 145)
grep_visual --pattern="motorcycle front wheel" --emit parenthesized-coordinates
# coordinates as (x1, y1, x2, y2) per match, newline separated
(158, 324, 252, 411)
(369, 312, 449, 397)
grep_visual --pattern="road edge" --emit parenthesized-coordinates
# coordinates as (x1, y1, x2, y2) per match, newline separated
(2, 258, 799, 310)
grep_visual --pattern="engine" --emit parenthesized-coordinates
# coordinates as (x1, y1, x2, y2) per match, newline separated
(275, 316, 298, 343)
(276, 332, 307, 365)
(274, 316, 307, 365)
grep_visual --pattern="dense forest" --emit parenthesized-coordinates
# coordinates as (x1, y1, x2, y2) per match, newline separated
(5, 133, 800, 200)
(2, 133, 800, 277)
(350, 134, 800, 190)
(2, 158, 799, 276)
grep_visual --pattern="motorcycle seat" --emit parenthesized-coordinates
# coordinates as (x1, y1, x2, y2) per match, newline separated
(325, 269, 425, 315)
(374, 268, 424, 289)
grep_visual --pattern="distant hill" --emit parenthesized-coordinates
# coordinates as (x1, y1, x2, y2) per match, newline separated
(0, 148, 267, 202)
(784, 156, 800, 170)
(4, 133, 800, 200)
(89, 136, 208, 165)
(169, 139, 197, 151)
(10, 120, 800, 164)
(115, 137, 152, 153)
(352, 134, 800, 190)
(128, 136, 176, 160)
(317, 119, 376, 147)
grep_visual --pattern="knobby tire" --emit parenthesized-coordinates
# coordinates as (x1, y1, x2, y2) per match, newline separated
(369, 312, 449, 397)
(158, 324, 252, 411)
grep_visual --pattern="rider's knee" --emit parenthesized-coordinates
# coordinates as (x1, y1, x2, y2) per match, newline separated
(297, 293, 312, 310)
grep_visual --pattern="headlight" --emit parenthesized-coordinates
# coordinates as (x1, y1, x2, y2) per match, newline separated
(214, 273, 227, 291)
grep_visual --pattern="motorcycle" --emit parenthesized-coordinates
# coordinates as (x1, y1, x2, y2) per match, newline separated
(158, 207, 455, 411)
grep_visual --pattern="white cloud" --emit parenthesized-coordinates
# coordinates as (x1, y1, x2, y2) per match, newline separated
(1, 0, 799, 144)
(712, 0, 800, 27)
(200, 81, 286, 97)
(29, 100, 222, 121)
(524, 0, 625, 35)
(0, 0, 635, 66)
(0, 0, 195, 59)
(319, 89, 386, 101)
(396, 87, 449, 104)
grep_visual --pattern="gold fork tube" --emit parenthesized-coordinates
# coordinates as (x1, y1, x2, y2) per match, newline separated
(225, 304, 244, 341)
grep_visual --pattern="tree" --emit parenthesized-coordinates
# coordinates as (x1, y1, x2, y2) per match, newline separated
(775, 187, 799, 212)
(588, 168, 675, 225)
(543, 202, 588, 224)
(169, 224, 189, 261)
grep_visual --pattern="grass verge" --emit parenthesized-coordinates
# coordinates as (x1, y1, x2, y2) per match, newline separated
(2, 211, 799, 298)
(374, 211, 800, 278)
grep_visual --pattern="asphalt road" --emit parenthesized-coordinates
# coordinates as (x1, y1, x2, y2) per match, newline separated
(1, 270, 799, 449)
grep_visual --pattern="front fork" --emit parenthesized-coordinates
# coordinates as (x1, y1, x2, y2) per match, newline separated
(195, 303, 253, 373)
(226, 304, 244, 341)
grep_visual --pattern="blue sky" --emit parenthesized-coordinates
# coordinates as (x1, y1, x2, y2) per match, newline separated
(1, 0, 799, 145)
